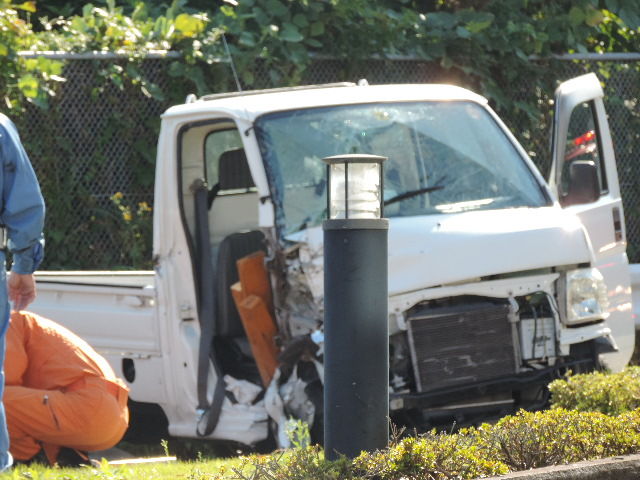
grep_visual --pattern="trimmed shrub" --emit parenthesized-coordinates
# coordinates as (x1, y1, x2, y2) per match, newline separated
(229, 446, 354, 480)
(227, 408, 640, 479)
(549, 366, 640, 415)
(353, 432, 508, 480)
(473, 408, 640, 471)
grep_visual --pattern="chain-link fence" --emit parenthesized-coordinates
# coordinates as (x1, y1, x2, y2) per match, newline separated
(18, 58, 172, 269)
(16, 54, 640, 269)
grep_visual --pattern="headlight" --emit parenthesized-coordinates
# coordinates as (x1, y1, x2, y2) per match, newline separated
(565, 268, 609, 325)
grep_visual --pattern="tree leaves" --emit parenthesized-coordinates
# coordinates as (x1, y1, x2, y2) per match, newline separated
(281, 23, 303, 43)
(569, 6, 586, 26)
(616, 7, 640, 30)
(15, 1, 35, 12)
(569, 5, 604, 27)
(174, 13, 206, 38)
(17, 74, 38, 98)
(309, 21, 324, 36)
(466, 15, 494, 34)
(1, 0, 640, 111)
(585, 8, 605, 27)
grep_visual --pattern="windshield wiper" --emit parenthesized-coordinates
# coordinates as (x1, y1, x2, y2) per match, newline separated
(384, 179, 446, 207)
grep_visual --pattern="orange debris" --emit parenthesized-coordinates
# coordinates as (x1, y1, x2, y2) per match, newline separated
(231, 251, 279, 386)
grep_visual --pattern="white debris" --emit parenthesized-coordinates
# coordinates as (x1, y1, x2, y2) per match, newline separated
(224, 375, 262, 405)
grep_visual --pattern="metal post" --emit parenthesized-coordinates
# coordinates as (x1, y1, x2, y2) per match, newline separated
(323, 217, 389, 460)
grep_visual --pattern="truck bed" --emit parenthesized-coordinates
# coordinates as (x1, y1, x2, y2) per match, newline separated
(27, 270, 164, 405)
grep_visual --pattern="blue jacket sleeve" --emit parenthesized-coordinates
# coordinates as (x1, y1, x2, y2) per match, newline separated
(0, 114, 45, 274)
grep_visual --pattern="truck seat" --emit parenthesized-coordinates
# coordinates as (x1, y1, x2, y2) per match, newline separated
(208, 148, 255, 207)
(216, 230, 266, 338)
(213, 230, 266, 385)
(207, 148, 259, 247)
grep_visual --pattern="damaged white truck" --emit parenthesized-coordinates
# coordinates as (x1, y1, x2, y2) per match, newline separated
(29, 72, 634, 447)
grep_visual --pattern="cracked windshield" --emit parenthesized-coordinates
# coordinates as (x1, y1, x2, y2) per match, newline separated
(256, 101, 548, 235)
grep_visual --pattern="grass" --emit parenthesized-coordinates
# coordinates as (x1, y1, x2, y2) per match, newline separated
(0, 439, 247, 480)
(0, 457, 244, 480)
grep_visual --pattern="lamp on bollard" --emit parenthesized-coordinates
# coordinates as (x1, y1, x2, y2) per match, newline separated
(325, 154, 385, 219)
(323, 154, 389, 460)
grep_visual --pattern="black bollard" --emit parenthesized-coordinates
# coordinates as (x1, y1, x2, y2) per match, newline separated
(322, 154, 389, 460)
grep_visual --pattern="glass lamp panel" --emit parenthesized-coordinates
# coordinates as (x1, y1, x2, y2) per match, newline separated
(346, 162, 381, 219)
(329, 163, 347, 219)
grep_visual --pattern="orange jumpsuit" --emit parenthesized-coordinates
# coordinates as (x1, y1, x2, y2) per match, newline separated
(4, 311, 129, 463)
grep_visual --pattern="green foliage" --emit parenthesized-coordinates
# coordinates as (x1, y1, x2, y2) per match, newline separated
(0, 1, 64, 110)
(549, 366, 640, 415)
(285, 418, 311, 450)
(32, 1, 220, 99)
(9, 0, 640, 108)
(109, 192, 153, 268)
(229, 446, 353, 480)
(223, 407, 640, 479)
(353, 431, 508, 479)
(473, 408, 640, 470)
(35, 1, 208, 53)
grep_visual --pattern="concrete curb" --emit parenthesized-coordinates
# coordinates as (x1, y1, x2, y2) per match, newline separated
(484, 454, 640, 479)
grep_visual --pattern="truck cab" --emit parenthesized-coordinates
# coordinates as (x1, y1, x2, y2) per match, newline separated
(31, 73, 634, 446)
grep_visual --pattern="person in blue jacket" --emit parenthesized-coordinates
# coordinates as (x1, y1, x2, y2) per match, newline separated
(0, 113, 45, 471)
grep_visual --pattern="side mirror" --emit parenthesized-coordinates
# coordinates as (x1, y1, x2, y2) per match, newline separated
(562, 160, 600, 206)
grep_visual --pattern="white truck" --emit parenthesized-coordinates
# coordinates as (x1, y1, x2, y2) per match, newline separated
(29, 73, 634, 447)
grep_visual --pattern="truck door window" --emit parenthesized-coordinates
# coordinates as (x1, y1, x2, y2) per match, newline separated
(202, 127, 258, 247)
(179, 122, 258, 252)
(561, 101, 607, 196)
(205, 128, 244, 189)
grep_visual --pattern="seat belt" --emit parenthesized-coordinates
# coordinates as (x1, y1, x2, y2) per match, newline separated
(207, 183, 220, 209)
(191, 178, 226, 437)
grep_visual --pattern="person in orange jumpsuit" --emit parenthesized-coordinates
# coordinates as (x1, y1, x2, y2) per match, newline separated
(4, 311, 129, 465)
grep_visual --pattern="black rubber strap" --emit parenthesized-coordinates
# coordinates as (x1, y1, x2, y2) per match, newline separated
(207, 183, 220, 209)
(196, 363, 226, 437)
(192, 179, 225, 437)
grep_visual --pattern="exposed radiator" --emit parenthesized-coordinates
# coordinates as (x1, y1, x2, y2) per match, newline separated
(407, 302, 517, 393)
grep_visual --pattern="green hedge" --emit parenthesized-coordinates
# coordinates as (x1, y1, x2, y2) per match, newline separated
(549, 366, 640, 415)
(223, 408, 640, 479)
(221, 367, 640, 478)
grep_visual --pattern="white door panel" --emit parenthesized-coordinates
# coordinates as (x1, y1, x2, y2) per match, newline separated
(551, 73, 633, 369)
(571, 199, 625, 257)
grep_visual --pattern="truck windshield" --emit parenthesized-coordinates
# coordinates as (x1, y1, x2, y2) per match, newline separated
(255, 101, 549, 236)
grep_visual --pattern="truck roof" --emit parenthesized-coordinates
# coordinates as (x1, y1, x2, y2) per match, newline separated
(162, 82, 488, 122)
